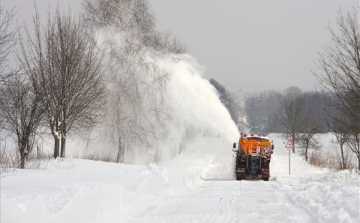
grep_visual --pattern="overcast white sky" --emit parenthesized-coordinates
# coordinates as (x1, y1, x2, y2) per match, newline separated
(2, 0, 359, 93)
(151, 0, 359, 93)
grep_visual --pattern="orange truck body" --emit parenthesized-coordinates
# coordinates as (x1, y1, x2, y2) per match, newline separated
(233, 133, 273, 181)
(239, 133, 272, 156)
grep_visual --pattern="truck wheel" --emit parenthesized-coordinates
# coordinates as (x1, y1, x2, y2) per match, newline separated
(263, 177, 269, 181)
(236, 175, 242, 181)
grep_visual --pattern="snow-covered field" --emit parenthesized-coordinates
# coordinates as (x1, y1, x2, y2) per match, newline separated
(1, 133, 359, 223)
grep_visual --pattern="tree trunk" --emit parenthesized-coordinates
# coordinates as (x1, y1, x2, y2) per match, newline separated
(51, 118, 61, 159)
(54, 136, 60, 158)
(19, 135, 31, 169)
(20, 145, 26, 169)
(60, 109, 67, 158)
(356, 135, 360, 173)
(292, 135, 296, 154)
(60, 134, 66, 158)
(20, 150, 25, 169)
(117, 135, 124, 163)
(37, 143, 40, 159)
(340, 142, 346, 169)
(305, 139, 309, 162)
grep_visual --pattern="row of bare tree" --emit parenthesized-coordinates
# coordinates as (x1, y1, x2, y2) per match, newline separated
(0, 0, 186, 168)
(244, 9, 360, 171)
(0, 6, 105, 168)
(315, 8, 360, 171)
(245, 87, 324, 158)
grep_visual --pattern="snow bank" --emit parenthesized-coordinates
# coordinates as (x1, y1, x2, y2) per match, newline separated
(1, 159, 202, 223)
(277, 173, 359, 223)
(269, 133, 360, 223)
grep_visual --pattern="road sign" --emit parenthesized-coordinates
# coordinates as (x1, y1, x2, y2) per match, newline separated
(284, 140, 293, 175)
(285, 140, 294, 149)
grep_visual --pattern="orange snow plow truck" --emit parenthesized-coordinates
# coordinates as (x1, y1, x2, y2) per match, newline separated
(232, 133, 274, 181)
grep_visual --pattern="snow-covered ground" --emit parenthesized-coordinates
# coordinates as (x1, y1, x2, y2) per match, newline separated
(2, 1, 359, 222)
(1, 134, 359, 223)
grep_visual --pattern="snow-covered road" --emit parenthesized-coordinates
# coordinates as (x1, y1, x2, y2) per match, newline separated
(115, 133, 360, 223)
(129, 180, 311, 223)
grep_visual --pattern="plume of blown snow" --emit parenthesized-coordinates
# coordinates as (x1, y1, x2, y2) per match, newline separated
(65, 27, 239, 164)
(152, 54, 239, 161)
(68, 53, 240, 164)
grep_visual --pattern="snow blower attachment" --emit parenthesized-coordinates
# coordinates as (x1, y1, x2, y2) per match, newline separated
(233, 133, 273, 181)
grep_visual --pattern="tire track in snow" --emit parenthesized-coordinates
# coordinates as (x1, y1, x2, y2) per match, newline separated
(127, 161, 315, 223)
(215, 182, 240, 223)
(203, 157, 314, 222)
(269, 179, 314, 223)
(120, 183, 309, 223)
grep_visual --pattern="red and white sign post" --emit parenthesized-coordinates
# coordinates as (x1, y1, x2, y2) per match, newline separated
(285, 140, 294, 175)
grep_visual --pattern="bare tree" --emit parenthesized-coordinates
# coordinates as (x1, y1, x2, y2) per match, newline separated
(144, 31, 187, 54)
(278, 86, 306, 153)
(18, 8, 105, 158)
(326, 104, 351, 169)
(245, 95, 266, 134)
(344, 95, 360, 171)
(0, 7, 17, 130)
(105, 40, 170, 162)
(336, 133, 350, 169)
(84, 0, 186, 54)
(244, 90, 284, 135)
(346, 132, 360, 171)
(83, 0, 178, 163)
(279, 88, 322, 158)
(0, 76, 44, 168)
(314, 8, 360, 171)
(0, 7, 18, 82)
(297, 92, 323, 161)
(298, 112, 322, 162)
